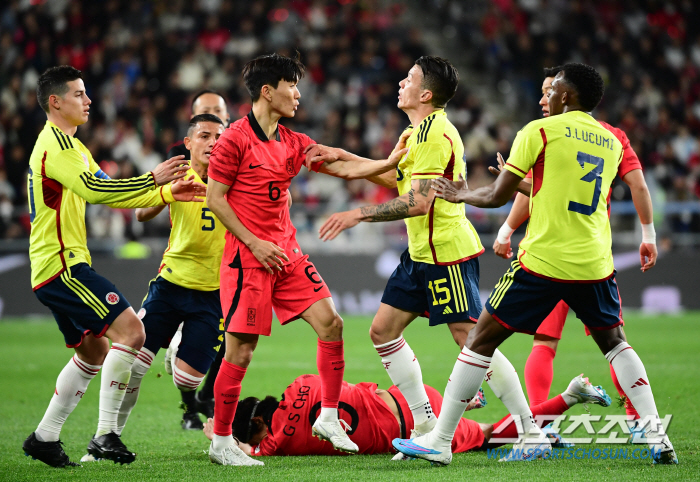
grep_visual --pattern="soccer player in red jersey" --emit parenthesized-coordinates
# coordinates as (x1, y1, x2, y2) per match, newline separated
(491, 66, 654, 431)
(200, 373, 610, 457)
(205, 53, 406, 466)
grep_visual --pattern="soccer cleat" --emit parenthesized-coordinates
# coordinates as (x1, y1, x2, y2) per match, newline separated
(542, 423, 574, 448)
(208, 441, 264, 466)
(164, 327, 183, 376)
(564, 374, 612, 408)
(312, 418, 359, 454)
(195, 391, 215, 419)
(86, 432, 136, 464)
(627, 420, 646, 444)
(499, 427, 552, 462)
(392, 434, 452, 466)
(466, 387, 487, 411)
(22, 432, 80, 468)
(651, 436, 678, 465)
(182, 411, 204, 430)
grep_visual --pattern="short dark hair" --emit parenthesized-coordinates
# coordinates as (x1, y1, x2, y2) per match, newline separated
(232, 396, 279, 444)
(242, 53, 305, 102)
(186, 113, 224, 137)
(191, 90, 227, 111)
(414, 56, 459, 108)
(543, 65, 564, 78)
(559, 63, 605, 112)
(37, 66, 83, 113)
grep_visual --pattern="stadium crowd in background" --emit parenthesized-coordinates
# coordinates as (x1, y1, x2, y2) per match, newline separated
(1, 0, 699, 242)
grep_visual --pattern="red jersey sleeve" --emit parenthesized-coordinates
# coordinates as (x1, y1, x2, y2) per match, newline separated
(284, 129, 316, 175)
(599, 121, 642, 178)
(208, 128, 244, 186)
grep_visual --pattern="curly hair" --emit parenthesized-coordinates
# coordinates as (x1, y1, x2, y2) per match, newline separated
(231, 396, 279, 444)
(559, 63, 605, 112)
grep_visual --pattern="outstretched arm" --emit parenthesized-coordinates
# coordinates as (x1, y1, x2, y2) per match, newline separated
(622, 168, 657, 272)
(318, 178, 434, 241)
(309, 146, 407, 181)
(432, 170, 523, 208)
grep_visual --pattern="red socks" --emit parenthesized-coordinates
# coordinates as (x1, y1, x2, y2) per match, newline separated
(524, 344, 556, 407)
(317, 339, 344, 408)
(213, 360, 246, 436)
(610, 363, 640, 420)
(491, 395, 569, 444)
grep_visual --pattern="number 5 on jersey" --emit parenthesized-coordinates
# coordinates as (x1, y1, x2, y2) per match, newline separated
(201, 207, 215, 231)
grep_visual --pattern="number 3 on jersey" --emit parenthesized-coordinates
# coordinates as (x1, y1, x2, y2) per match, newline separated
(568, 151, 604, 216)
(201, 207, 215, 231)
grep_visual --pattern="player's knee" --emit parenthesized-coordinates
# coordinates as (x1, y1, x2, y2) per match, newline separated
(172, 363, 204, 392)
(369, 321, 399, 345)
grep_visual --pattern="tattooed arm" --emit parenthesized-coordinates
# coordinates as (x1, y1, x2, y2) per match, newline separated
(318, 178, 435, 241)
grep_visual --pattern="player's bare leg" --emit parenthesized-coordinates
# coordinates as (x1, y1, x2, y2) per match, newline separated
(589, 327, 677, 464)
(83, 308, 144, 464)
(370, 304, 440, 434)
(208, 332, 263, 466)
(302, 298, 358, 453)
(394, 311, 550, 464)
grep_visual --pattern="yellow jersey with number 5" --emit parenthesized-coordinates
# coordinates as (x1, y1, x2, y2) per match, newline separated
(159, 168, 226, 291)
(396, 109, 483, 265)
(503, 110, 623, 281)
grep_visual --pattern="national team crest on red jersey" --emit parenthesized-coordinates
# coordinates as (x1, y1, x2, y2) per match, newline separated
(247, 308, 256, 326)
(286, 156, 295, 176)
(106, 292, 120, 305)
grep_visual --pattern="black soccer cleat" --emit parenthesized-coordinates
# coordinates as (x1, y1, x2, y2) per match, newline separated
(23, 432, 80, 468)
(86, 432, 136, 464)
(182, 411, 204, 430)
(195, 392, 215, 419)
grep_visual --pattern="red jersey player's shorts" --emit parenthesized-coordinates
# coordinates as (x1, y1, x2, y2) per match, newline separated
(221, 254, 331, 336)
(534, 301, 602, 339)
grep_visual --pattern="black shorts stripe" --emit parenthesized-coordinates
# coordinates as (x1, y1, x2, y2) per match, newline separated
(224, 251, 244, 331)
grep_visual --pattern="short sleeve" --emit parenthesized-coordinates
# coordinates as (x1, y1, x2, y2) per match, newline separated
(503, 125, 543, 179)
(208, 130, 242, 186)
(411, 141, 450, 179)
(291, 132, 316, 174)
(617, 131, 642, 177)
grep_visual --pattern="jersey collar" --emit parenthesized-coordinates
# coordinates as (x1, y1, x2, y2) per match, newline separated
(247, 110, 280, 142)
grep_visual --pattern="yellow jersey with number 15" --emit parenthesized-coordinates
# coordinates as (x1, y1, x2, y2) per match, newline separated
(503, 110, 623, 281)
(397, 109, 483, 265)
(158, 168, 226, 291)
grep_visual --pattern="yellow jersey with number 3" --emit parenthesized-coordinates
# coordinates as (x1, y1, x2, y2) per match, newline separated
(158, 168, 226, 291)
(397, 109, 483, 265)
(503, 110, 623, 281)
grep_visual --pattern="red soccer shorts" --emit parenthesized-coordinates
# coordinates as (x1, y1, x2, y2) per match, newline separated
(534, 300, 569, 340)
(220, 255, 331, 336)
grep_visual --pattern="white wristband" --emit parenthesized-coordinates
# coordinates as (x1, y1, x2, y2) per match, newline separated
(496, 221, 515, 244)
(641, 223, 656, 244)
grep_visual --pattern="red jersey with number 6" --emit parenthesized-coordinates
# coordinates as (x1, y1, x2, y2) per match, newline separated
(208, 111, 315, 268)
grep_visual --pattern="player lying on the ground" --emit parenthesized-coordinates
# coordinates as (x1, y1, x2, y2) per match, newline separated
(23, 65, 204, 468)
(490, 66, 654, 440)
(199, 373, 610, 456)
(395, 63, 677, 465)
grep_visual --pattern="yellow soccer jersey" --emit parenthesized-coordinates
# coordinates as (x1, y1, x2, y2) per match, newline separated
(397, 109, 484, 265)
(158, 168, 225, 291)
(28, 121, 175, 289)
(504, 110, 624, 281)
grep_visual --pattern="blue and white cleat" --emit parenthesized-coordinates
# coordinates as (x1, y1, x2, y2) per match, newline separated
(564, 374, 612, 408)
(542, 423, 574, 448)
(651, 436, 678, 465)
(499, 427, 552, 462)
(627, 420, 646, 444)
(392, 434, 452, 466)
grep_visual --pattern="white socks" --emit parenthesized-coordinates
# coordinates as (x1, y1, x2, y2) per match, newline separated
(36, 356, 101, 442)
(486, 349, 533, 425)
(374, 336, 434, 430)
(96, 343, 138, 437)
(606, 342, 664, 440)
(319, 407, 338, 422)
(116, 348, 154, 435)
(431, 348, 491, 445)
(173, 363, 204, 392)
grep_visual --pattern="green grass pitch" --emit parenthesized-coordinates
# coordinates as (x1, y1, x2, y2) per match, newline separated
(1, 312, 698, 481)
